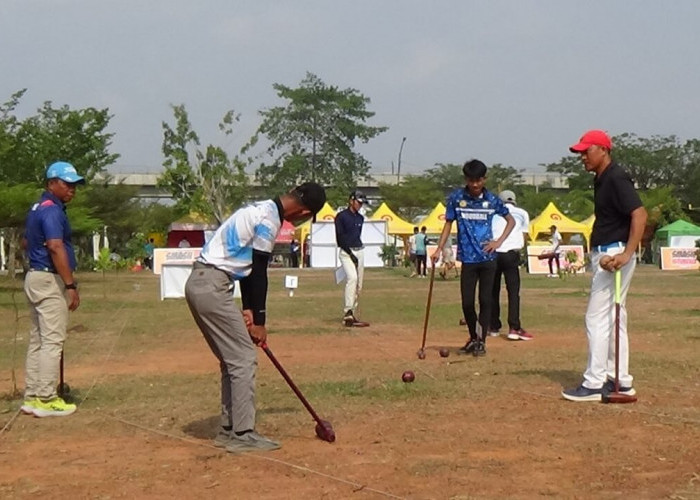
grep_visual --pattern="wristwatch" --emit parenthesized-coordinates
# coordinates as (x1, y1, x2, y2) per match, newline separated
(65, 282, 78, 290)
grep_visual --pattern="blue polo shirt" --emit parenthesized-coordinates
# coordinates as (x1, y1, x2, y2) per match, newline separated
(24, 191, 78, 272)
(445, 187, 509, 264)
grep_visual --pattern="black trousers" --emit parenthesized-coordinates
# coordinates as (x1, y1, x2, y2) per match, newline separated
(415, 254, 427, 276)
(548, 254, 560, 274)
(460, 260, 497, 341)
(491, 250, 522, 331)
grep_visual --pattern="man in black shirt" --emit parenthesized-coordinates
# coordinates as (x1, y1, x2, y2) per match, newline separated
(562, 130, 647, 402)
(335, 190, 370, 327)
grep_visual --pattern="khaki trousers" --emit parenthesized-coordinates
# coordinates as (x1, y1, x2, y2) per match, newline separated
(24, 271, 69, 399)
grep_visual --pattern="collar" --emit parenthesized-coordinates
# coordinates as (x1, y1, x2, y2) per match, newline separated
(463, 187, 487, 201)
(594, 161, 617, 183)
(41, 190, 66, 210)
(272, 197, 284, 223)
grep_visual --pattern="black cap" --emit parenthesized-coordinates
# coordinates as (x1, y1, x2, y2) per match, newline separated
(350, 190, 368, 204)
(293, 182, 326, 215)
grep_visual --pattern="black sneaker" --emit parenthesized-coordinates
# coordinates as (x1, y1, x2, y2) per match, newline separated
(603, 380, 636, 396)
(561, 385, 603, 402)
(473, 341, 486, 357)
(458, 339, 477, 354)
(343, 310, 354, 327)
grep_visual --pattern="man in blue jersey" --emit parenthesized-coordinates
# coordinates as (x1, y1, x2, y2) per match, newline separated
(185, 182, 326, 453)
(432, 160, 515, 356)
(21, 161, 84, 418)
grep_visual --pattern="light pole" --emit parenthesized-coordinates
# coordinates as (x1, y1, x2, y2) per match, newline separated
(397, 137, 406, 183)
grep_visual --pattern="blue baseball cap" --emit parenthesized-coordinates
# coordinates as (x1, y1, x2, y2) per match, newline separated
(46, 161, 85, 184)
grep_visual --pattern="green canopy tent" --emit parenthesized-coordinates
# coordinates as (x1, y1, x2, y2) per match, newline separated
(655, 219, 700, 247)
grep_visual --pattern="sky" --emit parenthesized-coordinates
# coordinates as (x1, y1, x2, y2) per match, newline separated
(3, 1, 700, 177)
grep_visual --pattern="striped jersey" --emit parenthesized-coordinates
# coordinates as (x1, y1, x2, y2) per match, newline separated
(199, 199, 282, 279)
(445, 187, 509, 264)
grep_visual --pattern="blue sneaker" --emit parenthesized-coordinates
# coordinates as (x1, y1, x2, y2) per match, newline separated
(603, 380, 636, 396)
(562, 385, 602, 402)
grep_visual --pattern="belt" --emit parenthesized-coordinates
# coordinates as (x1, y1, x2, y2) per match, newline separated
(193, 261, 219, 270)
(592, 241, 625, 252)
(350, 247, 364, 251)
(29, 267, 57, 273)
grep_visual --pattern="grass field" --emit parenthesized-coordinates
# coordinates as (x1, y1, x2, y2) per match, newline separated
(1, 265, 699, 499)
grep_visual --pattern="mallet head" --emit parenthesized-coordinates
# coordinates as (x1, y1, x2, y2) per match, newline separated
(315, 419, 336, 442)
(601, 392, 638, 404)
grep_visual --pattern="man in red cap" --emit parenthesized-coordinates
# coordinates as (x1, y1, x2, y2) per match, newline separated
(562, 130, 647, 402)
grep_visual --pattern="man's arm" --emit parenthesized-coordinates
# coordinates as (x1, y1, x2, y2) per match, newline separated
(484, 214, 515, 253)
(238, 249, 271, 344)
(334, 213, 357, 265)
(608, 206, 648, 270)
(46, 238, 80, 311)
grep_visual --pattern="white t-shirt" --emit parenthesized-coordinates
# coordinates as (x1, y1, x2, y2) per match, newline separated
(550, 230, 563, 254)
(408, 234, 417, 254)
(492, 203, 530, 253)
(199, 199, 282, 279)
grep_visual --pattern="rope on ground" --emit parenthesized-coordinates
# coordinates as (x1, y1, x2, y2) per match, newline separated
(77, 314, 130, 406)
(0, 408, 21, 438)
(106, 413, 405, 500)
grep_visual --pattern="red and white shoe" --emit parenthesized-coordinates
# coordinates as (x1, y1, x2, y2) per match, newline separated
(507, 329, 533, 341)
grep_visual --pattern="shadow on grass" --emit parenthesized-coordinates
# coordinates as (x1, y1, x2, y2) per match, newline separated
(511, 368, 580, 388)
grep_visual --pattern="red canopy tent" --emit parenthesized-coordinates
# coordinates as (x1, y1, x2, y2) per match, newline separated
(275, 220, 296, 243)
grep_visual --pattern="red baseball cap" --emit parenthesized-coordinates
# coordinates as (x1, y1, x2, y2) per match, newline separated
(569, 129, 612, 153)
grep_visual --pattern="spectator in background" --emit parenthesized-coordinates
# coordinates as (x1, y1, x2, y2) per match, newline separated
(144, 238, 155, 270)
(408, 226, 418, 277)
(547, 225, 562, 277)
(414, 226, 428, 278)
(178, 238, 191, 248)
(303, 234, 311, 267)
(290, 238, 300, 268)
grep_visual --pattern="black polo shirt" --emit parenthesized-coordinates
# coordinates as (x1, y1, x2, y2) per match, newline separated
(591, 162, 643, 247)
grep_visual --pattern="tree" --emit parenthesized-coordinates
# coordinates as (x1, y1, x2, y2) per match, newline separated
(378, 175, 443, 222)
(1, 95, 118, 185)
(0, 90, 120, 275)
(249, 72, 388, 196)
(485, 163, 524, 193)
(424, 163, 464, 194)
(543, 156, 592, 191)
(159, 105, 250, 224)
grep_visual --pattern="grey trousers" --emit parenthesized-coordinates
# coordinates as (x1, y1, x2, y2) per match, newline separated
(185, 264, 257, 433)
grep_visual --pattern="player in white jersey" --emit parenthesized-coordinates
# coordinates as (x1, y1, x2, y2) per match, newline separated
(490, 190, 533, 341)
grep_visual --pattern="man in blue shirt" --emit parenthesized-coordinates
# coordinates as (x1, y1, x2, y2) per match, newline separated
(335, 190, 370, 327)
(432, 160, 515, 356)
(21, 161, 84, 417)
